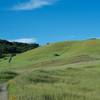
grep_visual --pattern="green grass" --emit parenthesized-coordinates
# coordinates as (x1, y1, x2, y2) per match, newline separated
(7, 63, 100, 100)
(0, 39, 100, 100)
(0, 71, 18, 84)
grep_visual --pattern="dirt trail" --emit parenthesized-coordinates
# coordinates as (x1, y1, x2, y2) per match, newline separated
(0, 84, 7, 100)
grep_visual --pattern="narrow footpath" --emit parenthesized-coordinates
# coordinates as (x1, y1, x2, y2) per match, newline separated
(0, 84, 7, 100)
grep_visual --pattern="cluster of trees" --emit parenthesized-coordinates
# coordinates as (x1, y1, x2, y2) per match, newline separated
(0, 39, 39, 58)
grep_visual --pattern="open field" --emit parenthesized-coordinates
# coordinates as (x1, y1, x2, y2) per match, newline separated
(0, 39, 100, 100)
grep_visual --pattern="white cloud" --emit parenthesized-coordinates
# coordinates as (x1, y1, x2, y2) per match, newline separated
(11, 38, 36, 43)
(12, 0, 59, 11)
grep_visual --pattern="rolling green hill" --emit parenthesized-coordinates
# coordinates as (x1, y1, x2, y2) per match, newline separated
(0, 39, 100, 71)
(0, 39, 100, 100)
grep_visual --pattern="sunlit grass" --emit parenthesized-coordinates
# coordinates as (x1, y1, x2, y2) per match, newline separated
(0, 40, 100, 100)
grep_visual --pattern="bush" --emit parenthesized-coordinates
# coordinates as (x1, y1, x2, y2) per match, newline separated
(54, 53, 60, 56)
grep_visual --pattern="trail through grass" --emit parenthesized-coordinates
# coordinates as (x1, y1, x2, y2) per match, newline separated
(0, 84, 7, 100)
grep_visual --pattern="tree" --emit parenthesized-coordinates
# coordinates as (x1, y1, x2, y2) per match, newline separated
(0, 49, 3, 58)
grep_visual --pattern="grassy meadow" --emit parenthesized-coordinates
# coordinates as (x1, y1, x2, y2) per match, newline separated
(0, 39, 100, 100)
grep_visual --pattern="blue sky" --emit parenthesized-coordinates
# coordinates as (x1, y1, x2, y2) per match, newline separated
(0, 0, 100, 44)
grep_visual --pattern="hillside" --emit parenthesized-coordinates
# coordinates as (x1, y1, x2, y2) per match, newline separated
(0, 39, 100, 71)
(0, 39, 100, 100)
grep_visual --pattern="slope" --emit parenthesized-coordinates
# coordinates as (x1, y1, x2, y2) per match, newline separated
(0, 39, 100, 100)
(0, 39, 100, 72)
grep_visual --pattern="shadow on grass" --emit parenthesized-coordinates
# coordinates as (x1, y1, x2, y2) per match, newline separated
(0, 71, 18, 83)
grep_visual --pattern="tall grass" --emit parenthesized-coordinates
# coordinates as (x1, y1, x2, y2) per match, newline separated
(0, 40, 100, 100)
(7, 65, 100, 100)
(8, 83, 99, 100)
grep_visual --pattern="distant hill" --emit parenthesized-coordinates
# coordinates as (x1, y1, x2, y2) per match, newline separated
(0, 39, 39, 58)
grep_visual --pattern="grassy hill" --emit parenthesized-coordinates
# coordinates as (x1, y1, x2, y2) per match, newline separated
(0, 39, 100, 100)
